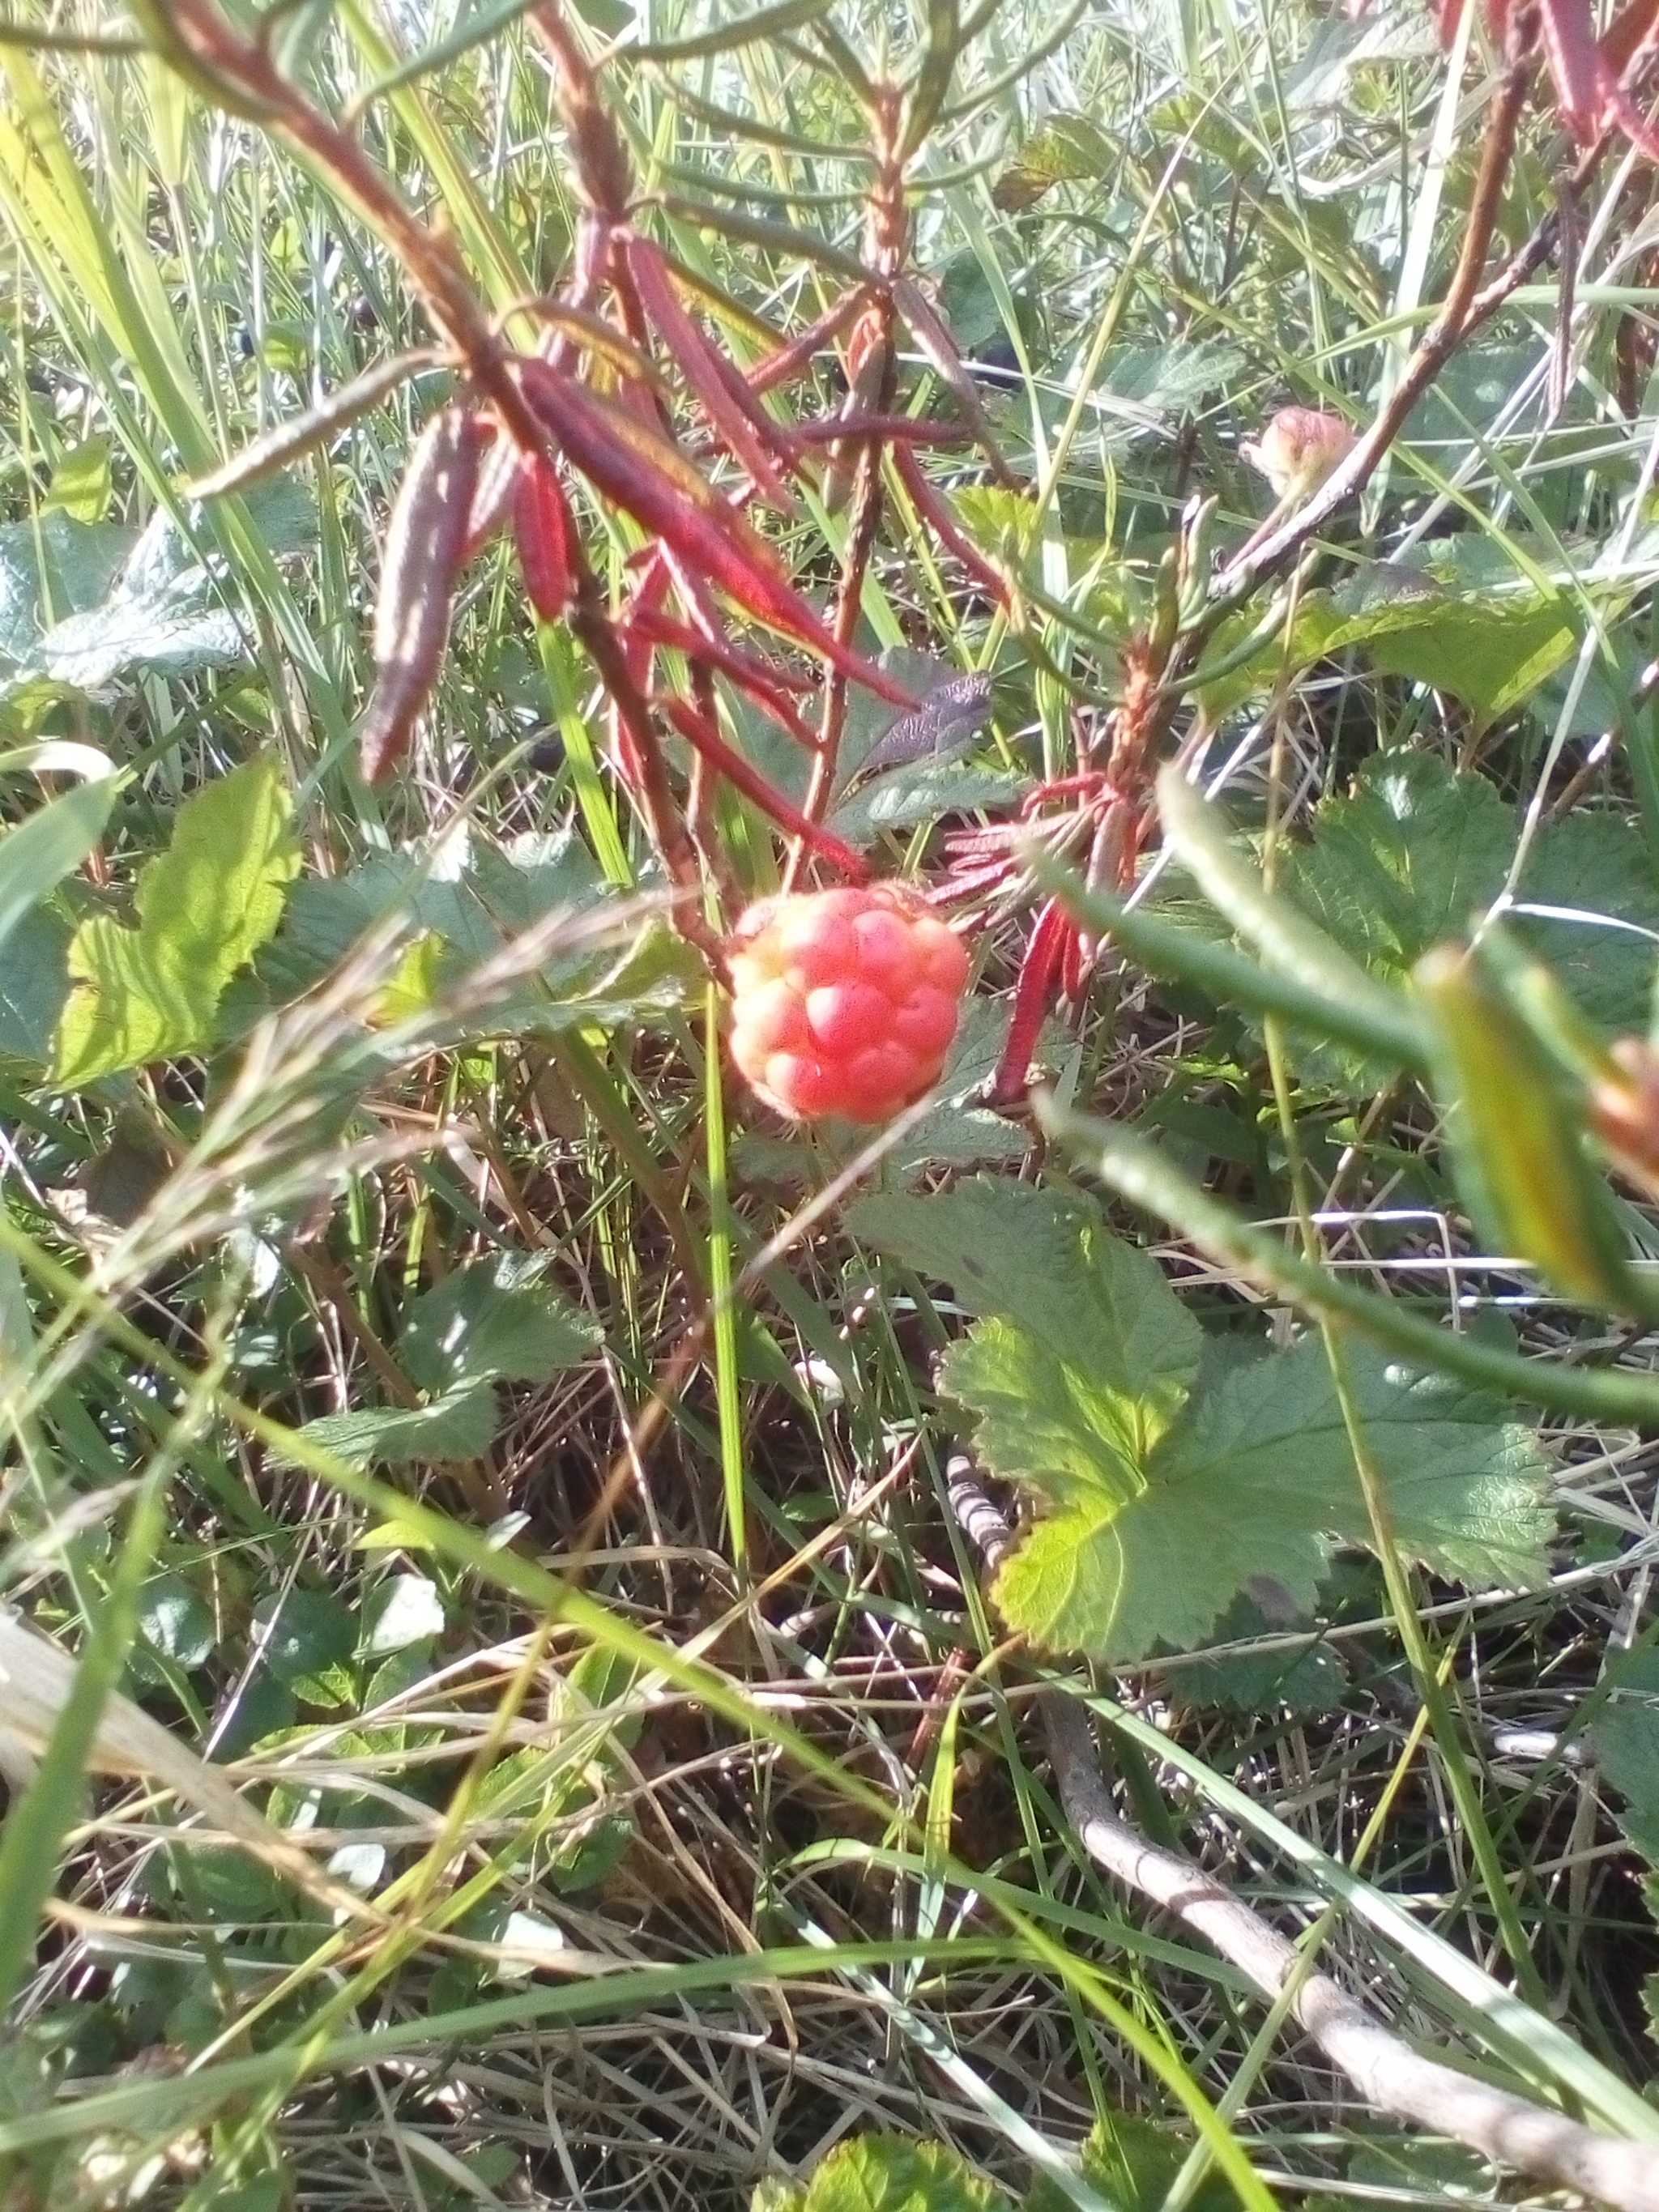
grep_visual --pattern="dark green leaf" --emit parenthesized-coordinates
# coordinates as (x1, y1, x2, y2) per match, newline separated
(292, 1387, 501, 1468)
(1284, 750, 1513, 982)
(1591, 1647, 1659, 1861)
(137, 1574, 215, 1669)
(828, 763, 1026, 846)
(249, 1588, 356, 1710)
(398, 1252, 600, 1396)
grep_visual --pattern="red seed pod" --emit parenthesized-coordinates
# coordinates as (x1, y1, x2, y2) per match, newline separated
(513, 453, 577, 622)
(465, 428, 518, 560)
(360, 406, 487, 783)
(988, 897, 1071, 1106)
(621, 234, 795, 509)
(515, 356, 915, 707)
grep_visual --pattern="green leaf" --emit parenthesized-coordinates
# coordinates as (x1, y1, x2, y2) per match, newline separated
(1516, 812, 1659, 1037)
(1591, 1647, 1659, 1861)
(360, 1574, 446, 1658)
(137, 1573, 215, 1668)
(249, 1587, 356, 1708)
(1282, 749, 1659, 1041)
(291, 1387, 501, 1468)
(994, 1336, 1550, 1659)
(1162, 1598, 1350, 1718)
(0, 514, 131, 667)
(847, 1178, 1201, 1451)
(53, 757, 300, 1085)
(797, 2134, 1014, 2212)
(42, 437, 113, 525)
(0, 778, 113, 957)
(1029, 2115, 1241, 2212)
(398, 1252, 600, 1396)
(855, 1181, 1548, 1661)
(0, 906, 73, 1065)
(992, 114, 1115, 210)
(828, 763, 1027, 847)
(1283, 751, 1513, 984)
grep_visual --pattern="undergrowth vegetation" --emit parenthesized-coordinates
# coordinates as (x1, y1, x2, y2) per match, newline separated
(12, 0, 1659, 2205)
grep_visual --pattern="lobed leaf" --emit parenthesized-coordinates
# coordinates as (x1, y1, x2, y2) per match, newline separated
(53, 757, 299, 1086)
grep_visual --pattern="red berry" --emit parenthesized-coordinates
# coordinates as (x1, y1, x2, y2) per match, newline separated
(727, 884, 970, 1123)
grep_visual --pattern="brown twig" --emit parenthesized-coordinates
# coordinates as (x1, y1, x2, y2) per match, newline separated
(943, 1466, 1659, 2212)
(1208, 58, 1532, 607)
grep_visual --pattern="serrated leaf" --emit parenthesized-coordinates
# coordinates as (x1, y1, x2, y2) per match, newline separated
(992, 114, 1115, 210)
(994, 1336, 1550, 1660)
(798, 2133, 1013, 2212)
(1285, 751, 1514, 982)
(1283, 749, 1659, 1041)
(1029, 2115, 1241, 2212)
(398, 1253, 600, 1396)
(53, 757, 299, 1085)
(829, 762, 1026, 846)
(847, 1179, 1201, 1440)
(1516, 812, 1659, 1036)
(290, 1387, 500, 1468)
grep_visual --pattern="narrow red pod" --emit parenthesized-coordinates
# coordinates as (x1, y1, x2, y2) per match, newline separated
(748, 288, 868, 396)
(513, 454, 577, 621)
(622, 234, 795, 509)
(659, 696, 867, 879)
(464, 427, 517, 560)
(893, 443, 1012, 606)
(989, 896, 1071, 1105)
(625, 604, 818, 748)
(360, 405, 487, 783)
(515, 357, 917, 707)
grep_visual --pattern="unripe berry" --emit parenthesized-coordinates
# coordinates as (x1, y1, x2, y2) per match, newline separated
(1243, 406, 1355, 501)
(727, 884, 970, 1123)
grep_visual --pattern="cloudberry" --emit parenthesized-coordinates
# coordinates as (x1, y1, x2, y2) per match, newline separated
(727, 884, 970, 1123)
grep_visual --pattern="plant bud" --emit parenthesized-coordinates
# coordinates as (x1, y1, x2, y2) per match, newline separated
(360, 406, 487, 783)
(1243, 406, 1355, 501)
(1590, 1038, 1659, 1202)
(1416, 942, 1648, 1317)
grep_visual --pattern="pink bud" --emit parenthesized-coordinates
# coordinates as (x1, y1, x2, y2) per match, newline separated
(1243, 407, 1356, 501)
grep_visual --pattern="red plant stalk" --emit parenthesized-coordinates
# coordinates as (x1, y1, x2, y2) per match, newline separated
(658, 697, 868, 879)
